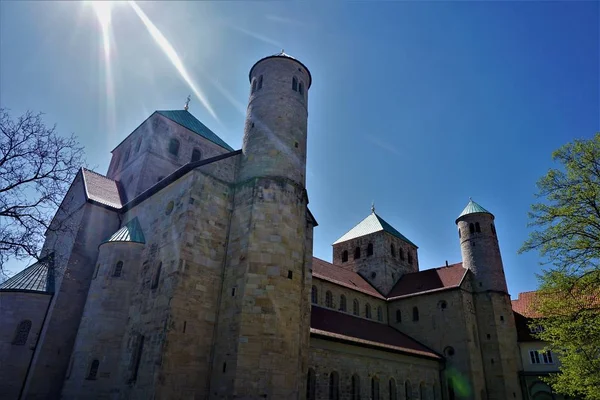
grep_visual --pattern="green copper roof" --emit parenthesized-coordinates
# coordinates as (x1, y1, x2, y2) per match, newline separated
(0, 253, 55, 294)
(156, 110, 235, 151)
(456, 199, 493, 222)
(103, 217, 145, 244)
(333, 210, 416, 247)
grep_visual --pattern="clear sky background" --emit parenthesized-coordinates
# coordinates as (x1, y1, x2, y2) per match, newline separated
(1, 1, 598, 298)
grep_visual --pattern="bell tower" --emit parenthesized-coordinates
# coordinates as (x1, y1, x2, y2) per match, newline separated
(210, 52, 313, 399)
(456, 199, 523, 400)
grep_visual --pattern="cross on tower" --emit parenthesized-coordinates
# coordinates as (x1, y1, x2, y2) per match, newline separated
(184, 95, 191, 111)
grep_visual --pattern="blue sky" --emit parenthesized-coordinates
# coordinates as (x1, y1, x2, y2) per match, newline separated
(1, 1, 598, 298)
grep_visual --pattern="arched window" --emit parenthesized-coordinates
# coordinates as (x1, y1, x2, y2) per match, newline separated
(389, 378, 397, 400)
(405, 380, 412, 400)
(191, 148, 202, 162)
(438, 300, 448, 310)
(168, 138, 180, 156)
(352, 374, 361, 400)
(12, 320, 32, 345)
(113, 261, 123, 277)
(306, 368, 316, 400)
(444, 346, 455, 357)
(377, 306, 383, 322)
(299, 82, 305, 95)
(329, 371, 340, 400)
(420, 382, 426, 400)
(396, 309, 401, 323)
(87, 359, 99, 380)
(408, 252, 413, 265)
(469, 223, 475, 233)
(251, 79, 257, 93)
(367, 243, 373, 257)
(257, 75, 263, 90)
(399, 248, 405, 260)
(354, 247, 361, 260)
(342, 250, 348, 263)
(136, 138, 142, 152)
(353, 299, 360, 316)
(292, 77, 298, 91)
(391, 244, 396, 257)
(475, 222, 481, 233)
(326, 291, 333, 308)
(413, 306, 419, 321)
(371, 376, 380, 400)
(340, 295, 347, 312)
(151, 262, 162, 289)
(458, 228, 461, 238)
(365, 303, 372, 319)
(311, 286, 318, 304)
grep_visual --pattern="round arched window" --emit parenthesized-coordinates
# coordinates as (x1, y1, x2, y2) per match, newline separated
(444, 346, 455, 357)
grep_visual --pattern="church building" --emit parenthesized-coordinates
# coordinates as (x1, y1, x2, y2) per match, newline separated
(0, 52, 565, 400)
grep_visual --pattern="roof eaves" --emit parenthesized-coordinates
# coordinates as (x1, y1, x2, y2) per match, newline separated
(312, 273, 385, 299)
(309, 328, 441, 360)
(386, 285, 461, 301)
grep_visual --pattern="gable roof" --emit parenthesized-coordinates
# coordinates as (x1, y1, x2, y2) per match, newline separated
(81, 168, 125, 209)
(333, 211, 416, 247)
(388, 262, 467, 299)
(310, 306, 440, 359)
(102, 217, 145, 245)
(156, 110, 234, 151)
(312, 257, 384, 299)
(0, 253, 55, 294)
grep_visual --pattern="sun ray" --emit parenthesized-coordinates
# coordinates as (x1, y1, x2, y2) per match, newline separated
(128, 1, 218, 121)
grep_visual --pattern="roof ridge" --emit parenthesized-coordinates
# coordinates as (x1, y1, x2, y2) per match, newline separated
(81, 167, 115, 181)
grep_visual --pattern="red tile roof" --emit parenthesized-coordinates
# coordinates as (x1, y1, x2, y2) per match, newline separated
(81, 168, 125, 209)
(512, 291, 542, 318)
(387, 262, 467, 299)
(310, 306, 440, 359)
(312, 257, 384, 299)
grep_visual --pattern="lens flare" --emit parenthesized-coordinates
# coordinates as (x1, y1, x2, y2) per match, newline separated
(90, 1, 112, 59)
(128, 1, 218, 121)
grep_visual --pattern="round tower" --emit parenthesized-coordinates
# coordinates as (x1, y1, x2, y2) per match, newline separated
(239, 51, 311, 186)
(456, 198, 508, 293)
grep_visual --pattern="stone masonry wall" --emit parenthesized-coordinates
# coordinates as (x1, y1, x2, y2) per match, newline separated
(309, 337, 441, 400)
(0, 292, 51, 400)
(60, 241, 144, 399)
(311, 278, 387, 323)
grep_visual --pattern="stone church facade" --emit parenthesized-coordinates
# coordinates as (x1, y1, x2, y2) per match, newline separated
(0, 52, 562, 400)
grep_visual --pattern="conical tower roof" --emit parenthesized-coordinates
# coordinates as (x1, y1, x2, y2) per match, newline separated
(102, 217, 146, 245)
(0, 253, 55, 293)
(456, 198, 494, 223)
(333, 207, 416, 247)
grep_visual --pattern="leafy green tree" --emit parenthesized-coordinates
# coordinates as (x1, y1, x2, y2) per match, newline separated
(520, 133, 600, 399)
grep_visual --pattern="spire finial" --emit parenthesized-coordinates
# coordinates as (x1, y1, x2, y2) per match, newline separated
(371, 201, 375, 214)
(184, 95, 191, 111)
(281, 49, 285, 54)
(469, 196, 473, 202)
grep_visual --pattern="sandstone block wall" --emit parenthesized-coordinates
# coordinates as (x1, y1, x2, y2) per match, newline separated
(311, 278, 387, 323)
(0, 292, 51, 400)
(309, 337, 441, 400)
(60, 241, 143, 399)
(332, 232, 418, 295)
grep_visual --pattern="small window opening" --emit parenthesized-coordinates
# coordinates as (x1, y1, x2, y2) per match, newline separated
(87, 359, 99, 380)
(491, 358, 494, 364)
(500, 315, 504, 321)
(257, 75, 263, 90)
(222, 362, 227, 373)
(408, 252, 413, 265)
(340, 295, 347, 312)
(475, 222, 481, 233)
(292, 77, 298, 91)
(458, 228, 461, 238)
(168, 138, 180, 156)
(251, 79, 257, 93)
(294, 141, 299, 148)
(444, 346, 455, 357)
(183, 321, 187, 333)
(287, 270, 293, 279)
(151, 262, 162, 289)
(191, 148, 202, 162)
(341, 250, 348, 263)
(439, 300, 448, 309)
(412, 306, 419, 321)
(371, 272, 376, 279)
(487, 334, 491, 339)
(396, 309, 401, 322)
(354, 247, 361, 259)
(367, 243, 373, 256)
(231, 287, 236, 296)
(311, 286, 318, 304)
(469, 223, 475, 233)
(391, 244, 396, 257)
(129, 334, 144, 382)
(113, 261, 123, 277)
(399, 249, 405, 260)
